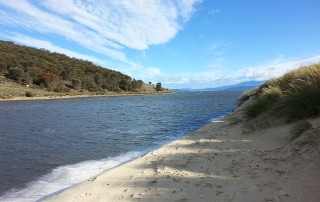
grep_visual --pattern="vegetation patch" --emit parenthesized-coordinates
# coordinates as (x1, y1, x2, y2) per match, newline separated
(240, 63, 320, 121)
(0, 40, 167, 95)
(237, 88, 258, 106)
(289, 120, 312, 141)
(25, 91, 36, 97)
(242, 117, 271, 134)
(244, 86, 283, 119)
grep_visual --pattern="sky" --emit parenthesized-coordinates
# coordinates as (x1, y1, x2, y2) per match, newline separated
(0, 0, 319, 89)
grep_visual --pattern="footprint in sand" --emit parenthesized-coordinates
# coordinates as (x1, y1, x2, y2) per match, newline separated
(175, 198, 189, 202)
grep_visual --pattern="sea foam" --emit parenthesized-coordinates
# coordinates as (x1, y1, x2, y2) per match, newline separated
(0, 151, 142, 202)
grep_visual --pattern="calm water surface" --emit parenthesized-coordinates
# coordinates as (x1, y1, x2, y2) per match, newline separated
(0, 91, 241, 201)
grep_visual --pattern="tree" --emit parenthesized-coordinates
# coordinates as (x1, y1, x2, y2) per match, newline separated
(0, 40, 147, 92)
(81, 76, 99, 92)
(0, 62, 7, 73)
(60, 67, 76, 81)
(72, 78, 82, 90)
(8, 67, 24, 81)
(29, 67, 43, 84)
(156, 82, 162, 91)
(40, 71, 60, 88)
(132, 79, 143, 90)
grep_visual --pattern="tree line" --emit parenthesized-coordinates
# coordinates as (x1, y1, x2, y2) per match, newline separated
(0, 40, 145, 92)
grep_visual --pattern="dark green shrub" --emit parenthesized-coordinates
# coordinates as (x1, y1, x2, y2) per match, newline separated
(156, 82, 162, 91)
(25, 91, 36, 97)
(8, 67, 24, 80)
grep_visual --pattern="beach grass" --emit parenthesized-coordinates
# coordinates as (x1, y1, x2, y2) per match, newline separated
(241, 63, 320, 121)
(289, 120, 312, 141)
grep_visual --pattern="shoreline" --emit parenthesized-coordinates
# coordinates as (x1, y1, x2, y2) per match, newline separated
(46, 106, 320, 202)
(0, 91, 175, 102)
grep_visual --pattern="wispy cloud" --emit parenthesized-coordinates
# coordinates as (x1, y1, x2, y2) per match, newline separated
(0, 0, 200, 63)
(237, 54, 320, 81)
(208, 9, 220, 15)
(161, 54, 320, 89)
(204, 41, 235, 70)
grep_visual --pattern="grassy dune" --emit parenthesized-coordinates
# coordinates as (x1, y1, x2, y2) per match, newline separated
(239, 63, 320, 141)
(239, 63, 320, 121)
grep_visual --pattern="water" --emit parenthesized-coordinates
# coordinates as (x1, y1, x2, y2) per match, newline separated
(0, 91, 241, 201)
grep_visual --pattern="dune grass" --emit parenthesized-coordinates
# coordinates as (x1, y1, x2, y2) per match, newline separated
(240, 63, 320, 121)
(289, 120, 312, 141)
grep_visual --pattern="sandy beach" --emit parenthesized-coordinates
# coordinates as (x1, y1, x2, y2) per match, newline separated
(47, 103, 320, 202)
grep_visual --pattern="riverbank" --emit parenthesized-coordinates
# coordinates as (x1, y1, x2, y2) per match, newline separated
(0, 91, 175, 102)
(0, 77, 174, 102)
(47, 101, 320, 202)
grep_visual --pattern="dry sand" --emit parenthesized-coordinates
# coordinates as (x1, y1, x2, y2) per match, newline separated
(47, 106, 320, 202)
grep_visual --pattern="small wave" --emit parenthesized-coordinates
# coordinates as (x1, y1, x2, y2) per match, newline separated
(0, 151, 142, 202)
(209, 115, 226, 122)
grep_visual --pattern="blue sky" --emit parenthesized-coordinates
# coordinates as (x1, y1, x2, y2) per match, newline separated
(0, 0, 319, 89)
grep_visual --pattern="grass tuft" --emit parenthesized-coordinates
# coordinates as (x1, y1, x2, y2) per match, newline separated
(244, 85, 283, 119)
(289, 120, 312, 141)
(237, 88, 258, 106)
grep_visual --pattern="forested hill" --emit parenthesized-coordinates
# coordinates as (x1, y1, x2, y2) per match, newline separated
(0, 40, 148, 93)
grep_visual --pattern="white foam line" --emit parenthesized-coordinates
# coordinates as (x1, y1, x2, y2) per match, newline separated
(209, 115, 225, 122)
(0, 151, 142, 202)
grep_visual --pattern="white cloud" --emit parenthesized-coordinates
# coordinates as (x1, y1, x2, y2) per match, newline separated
(238, 55, 320, 81)
(206, 42, 220, 53)
(159, 55, 320, 89)
(208, 9, 220, 15)
(146, 67, 162, 77)
(0, 0, 200, 62)
(205, 58, 226, 69)
(128, 65, 163, 82)
(204, 41, 235, 70)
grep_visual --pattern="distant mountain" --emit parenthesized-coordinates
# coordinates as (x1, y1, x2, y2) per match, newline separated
(173, 81, 265, 92)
